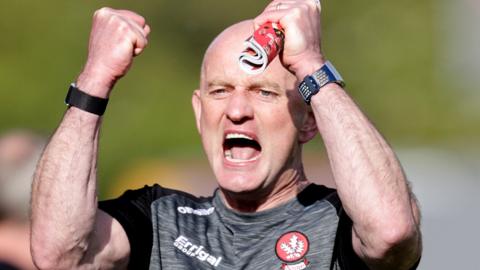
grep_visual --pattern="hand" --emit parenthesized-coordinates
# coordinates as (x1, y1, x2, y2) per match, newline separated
(254, 0, 325, 78)
(77, 7, 150, 98)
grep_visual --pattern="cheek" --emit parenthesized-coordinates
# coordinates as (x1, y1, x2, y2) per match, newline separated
(200, 101, 223, 130)
(261, 107, 300, 146)
(266, 101, 303, 131)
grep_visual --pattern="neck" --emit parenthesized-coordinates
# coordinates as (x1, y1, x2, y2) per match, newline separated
(221, 166, 310, 212)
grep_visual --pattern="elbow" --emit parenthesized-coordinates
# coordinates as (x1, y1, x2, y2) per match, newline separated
(380, 221, 419, 251)
(31, 234, 78, 270)
(31, 248, 77, 270)
(30, 228, 53, 269)
(363, 220, 422, 268)
(380, 205, 422, 258)
(31, 245, 61, 270)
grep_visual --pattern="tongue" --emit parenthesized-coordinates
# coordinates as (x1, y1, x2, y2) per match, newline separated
(230, 146, 259, 160)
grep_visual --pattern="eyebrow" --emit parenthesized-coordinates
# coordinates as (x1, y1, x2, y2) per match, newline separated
(207, 79, 232, 88)
(207, 79, 282, 91)
(249, 80, 282, 91)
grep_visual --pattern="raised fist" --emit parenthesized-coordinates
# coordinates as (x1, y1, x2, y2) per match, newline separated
(77, 7, 150, 98)
(254, 0, 324, 76)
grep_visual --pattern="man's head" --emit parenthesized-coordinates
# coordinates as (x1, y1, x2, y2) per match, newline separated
(192, 20, 317, 199)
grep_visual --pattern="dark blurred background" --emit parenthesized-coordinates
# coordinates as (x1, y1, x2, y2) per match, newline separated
(0, 0, 478, 269)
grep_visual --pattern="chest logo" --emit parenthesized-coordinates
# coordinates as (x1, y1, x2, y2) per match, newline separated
(275, 231, 310, 270)
(174, 235, 222, 267)
(177, 206, 215, 216)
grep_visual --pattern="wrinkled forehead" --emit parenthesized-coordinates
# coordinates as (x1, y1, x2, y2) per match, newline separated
(200, 20, 296, 90)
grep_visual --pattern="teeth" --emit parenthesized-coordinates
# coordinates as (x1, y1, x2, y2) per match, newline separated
(224, 150, 260, 163)
(226, 133, 253, 140)
(223, 132, 261, 163)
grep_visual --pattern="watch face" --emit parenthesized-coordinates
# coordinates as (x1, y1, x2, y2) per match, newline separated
(313, 61, 345, 88)
(324, 61, 344, 82)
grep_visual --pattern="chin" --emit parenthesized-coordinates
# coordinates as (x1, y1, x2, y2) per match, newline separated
(216, 173, 266, 195)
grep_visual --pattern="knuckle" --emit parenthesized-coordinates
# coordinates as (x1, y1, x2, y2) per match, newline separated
(117, 21, 130, 33)
(94, 7, 111, 18)
(144, 24, 151, 34)
(300, 3, 311, 11)
(307, 0, 321, 12)
(291, 7, 302, 18)
(253, 16, 262, 26)
(109, 14, 127, 28)
(138, 16, 146, 25)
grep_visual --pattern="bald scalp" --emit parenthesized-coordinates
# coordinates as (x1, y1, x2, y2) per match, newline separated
(200, 20, 254, 86)
(198, 19, 298, 97)
(204, 20, 253, 60)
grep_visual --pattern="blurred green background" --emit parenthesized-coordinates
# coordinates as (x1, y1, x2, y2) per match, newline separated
(1, 1, 479, 269)
(2, 0, 478, 195)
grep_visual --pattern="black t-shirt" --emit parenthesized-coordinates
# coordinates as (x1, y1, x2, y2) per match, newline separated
(0, 262, 19, 270)
(99, 184, 385, 269)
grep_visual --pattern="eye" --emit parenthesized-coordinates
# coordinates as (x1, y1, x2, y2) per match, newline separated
(254, 89, 278, 100)
(208, 88, 228, 98)
(259, 89, 272, 97)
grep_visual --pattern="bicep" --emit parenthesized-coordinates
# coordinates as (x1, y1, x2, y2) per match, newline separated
(81, 210, 131, 269)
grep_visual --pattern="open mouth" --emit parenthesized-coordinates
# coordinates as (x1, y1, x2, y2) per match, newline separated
(223, 133, 262, 163)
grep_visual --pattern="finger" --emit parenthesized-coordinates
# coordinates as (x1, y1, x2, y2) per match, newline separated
(143, 24, 151, 37)
(115, 9, 146, 27)
(253, 9, 290, 30)
(265, 0, 296, 12)
(133, 34, 148, 56)
(134, 48, 144, 56)
(266, 0, 297, 8)
(266, 0, 319, 13)
(313, 0, 322, 11)
(126, 21, 148, 56)
(127, 17, 149, 39)
(133, 33, 148, 56)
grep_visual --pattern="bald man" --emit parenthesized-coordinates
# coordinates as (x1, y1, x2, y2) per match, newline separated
(31, 1, 421, 270)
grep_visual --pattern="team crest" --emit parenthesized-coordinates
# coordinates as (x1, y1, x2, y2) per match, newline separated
(275, 231, 310, 269)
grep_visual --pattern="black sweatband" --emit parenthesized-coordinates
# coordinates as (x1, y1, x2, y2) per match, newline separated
(65, 83, 109, 116)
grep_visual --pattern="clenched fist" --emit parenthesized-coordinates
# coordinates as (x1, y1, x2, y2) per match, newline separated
(254, 0, 324, 78)
(76, 7, 150, 98)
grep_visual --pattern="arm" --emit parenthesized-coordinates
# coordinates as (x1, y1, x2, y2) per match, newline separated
(309, 83, 421, 269)
(255, 1, 421, 269)
(30, 7, 150, 269)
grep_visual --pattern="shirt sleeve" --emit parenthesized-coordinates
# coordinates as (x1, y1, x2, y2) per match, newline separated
(98, 184, 165, 270)
(332, 208, 370, 270)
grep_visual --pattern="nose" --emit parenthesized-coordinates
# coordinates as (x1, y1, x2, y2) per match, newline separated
(226, 90, 254, 123)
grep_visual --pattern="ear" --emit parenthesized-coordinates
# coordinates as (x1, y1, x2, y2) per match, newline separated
(192, 90, 202, 134)
(298, 109, 318, 144)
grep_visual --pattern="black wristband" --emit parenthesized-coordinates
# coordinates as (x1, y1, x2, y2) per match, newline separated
(65, 83, 109, 116)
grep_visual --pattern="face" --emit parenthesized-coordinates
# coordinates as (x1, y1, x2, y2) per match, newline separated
(192, 21, 315, 196)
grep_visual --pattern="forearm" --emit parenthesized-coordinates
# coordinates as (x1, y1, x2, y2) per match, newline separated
(310, 84, 420, 266)
(31, 105, 102, 269)
(29, 8, 149, 269)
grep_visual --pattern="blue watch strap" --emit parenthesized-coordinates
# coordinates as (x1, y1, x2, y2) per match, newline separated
(298, 76, 320, 104)
(298, 61, 345, 104)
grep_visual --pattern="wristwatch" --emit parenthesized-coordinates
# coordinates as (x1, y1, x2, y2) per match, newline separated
(65, 83, 109, 116)
(298, 61, 345, 104)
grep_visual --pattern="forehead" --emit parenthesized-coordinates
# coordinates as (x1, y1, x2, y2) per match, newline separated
(204, 59, 295, 90)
